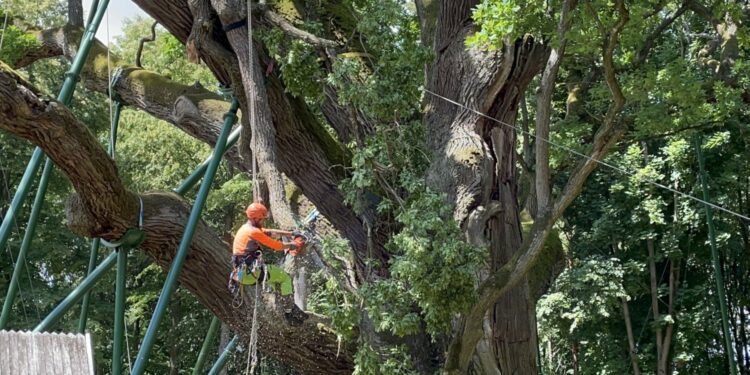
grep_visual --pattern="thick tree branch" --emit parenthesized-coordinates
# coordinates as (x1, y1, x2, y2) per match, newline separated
(12, 22, 384, 274)
(138, 0, 389, 273)
(262, 9, 339, 50)
(535, 0, 577, 215)
(210, 0, 296, 229)
(0, 64, 354, 373)
(135, 21, 158, 68)
(636, 3, 688, 65)
(0, 62, 137, 238)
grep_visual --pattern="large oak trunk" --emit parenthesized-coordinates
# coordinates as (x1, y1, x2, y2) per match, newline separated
(423, 1, 547, 373)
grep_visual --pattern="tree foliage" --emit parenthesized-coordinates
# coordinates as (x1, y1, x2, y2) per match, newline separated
(1, 0, 749, 373)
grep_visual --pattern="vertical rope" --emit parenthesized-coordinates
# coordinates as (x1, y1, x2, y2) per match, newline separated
(245, 335, 252, 374)
(247, 0, 259, 202)
(249, 270, 261, 374)
(245, 4, 261, 373)
(106, 9, 113, 142)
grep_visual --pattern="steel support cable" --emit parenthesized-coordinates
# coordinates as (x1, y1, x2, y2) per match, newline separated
(423, 89, 750, 223)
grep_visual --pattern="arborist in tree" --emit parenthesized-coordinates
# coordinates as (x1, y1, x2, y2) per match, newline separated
(228, 202, 305, 299)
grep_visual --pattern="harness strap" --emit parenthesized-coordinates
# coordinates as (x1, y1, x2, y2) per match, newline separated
(223, 18, 247, 32)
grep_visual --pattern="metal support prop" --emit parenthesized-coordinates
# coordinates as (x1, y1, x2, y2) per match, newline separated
(0, 150, 43, 257)
(131, 99, 239, 374)
(109, 101, 122, 157)
(0, 0, 112, 315)
(112, 247, 128, 375)
(78, 99, 123, 332)
(192, 316, 221, 375)
(695, 136, 738, 375)
(110, 100, 127, 375)
(207, 335, 239, 375)
(77, 238, 100, 332)
(85, 0, 100, 26)
(174, 126, 242, 196)
(33, 252, 117, 332)
(0, 160, 53, 329)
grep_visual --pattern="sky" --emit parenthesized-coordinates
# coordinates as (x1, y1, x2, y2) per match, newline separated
(81, 0, 149, 42)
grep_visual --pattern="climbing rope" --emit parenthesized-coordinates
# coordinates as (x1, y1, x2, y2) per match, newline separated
(242, 5, 263, 368)
(247, 0, 260, 202)
(249, 265, 261, 374)
(245, 338, 252, 374)
(245, 0, 264, 346)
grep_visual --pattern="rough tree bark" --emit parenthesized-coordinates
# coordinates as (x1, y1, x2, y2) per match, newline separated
(535, 0, 577, 215)
(132, 0, 390, 275)
(0, 64, 354, 374)
(209, 0, 296, 228)
(12, 20, 385, 276)
(421, 0, 548, 372)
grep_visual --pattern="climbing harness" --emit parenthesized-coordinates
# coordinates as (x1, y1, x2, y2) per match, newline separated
(231, 251, 268, 309)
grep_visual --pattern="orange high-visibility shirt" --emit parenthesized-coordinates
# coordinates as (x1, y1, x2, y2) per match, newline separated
(232, 223, 284, 255)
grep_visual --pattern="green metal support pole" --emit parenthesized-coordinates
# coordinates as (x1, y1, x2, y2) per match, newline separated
(0, 159, 53, 329)
(192, 316, 221, 375)
(695, 136, 738, 375)
(0, 149, 43, 254)
(0, 0, 112, 273)
(174, 126, 241, 196)
(34, 252, 117, 332)
(112, 248, 127, 375)
(131, 99, 239, 375)
(109, 99, 127, 375)
(58, 1, 111, 106)
(78, 100, 122, 332)
(207, 335, 238, 375)
(109, 101, 122, 157)
(77, 238, 100, 332)
(85, 0, 100, 26)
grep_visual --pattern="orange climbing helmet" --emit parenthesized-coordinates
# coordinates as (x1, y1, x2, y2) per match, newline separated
(245, 202, 268, 221)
